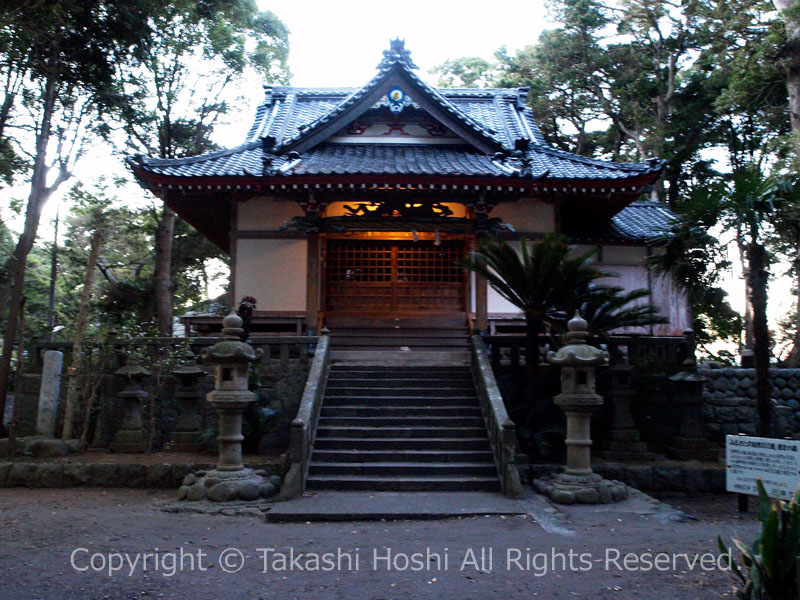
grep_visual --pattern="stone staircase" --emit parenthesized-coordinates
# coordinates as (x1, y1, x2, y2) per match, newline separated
(306, 363, 500, 492)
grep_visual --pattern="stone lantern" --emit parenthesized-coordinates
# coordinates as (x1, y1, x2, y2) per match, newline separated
(167, 349, 205, 453)
(178, 312, 280, 502)
(110, 358, 150, 453)
(533, 312, 628, 504)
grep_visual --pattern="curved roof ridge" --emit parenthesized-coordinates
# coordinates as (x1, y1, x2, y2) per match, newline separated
(528, 140, 659, 174)
(134, 140, 261, 167)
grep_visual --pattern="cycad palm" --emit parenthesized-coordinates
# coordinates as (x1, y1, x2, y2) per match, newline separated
(462, 234, 603, 381)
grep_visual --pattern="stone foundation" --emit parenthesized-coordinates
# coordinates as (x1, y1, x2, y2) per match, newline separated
(0, 461, 280, 489)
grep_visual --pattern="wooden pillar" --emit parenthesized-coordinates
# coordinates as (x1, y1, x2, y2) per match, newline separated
(470, 237, 489, 333)
(306, 233, 321, 334)
(476, 274, 488, 333)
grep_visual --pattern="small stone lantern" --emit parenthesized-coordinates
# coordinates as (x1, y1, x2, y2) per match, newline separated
(533, 312, 628, 504)
(178, 312, 281, 502)
(110, 358, 150, 453)
(168, 349, 205, 453)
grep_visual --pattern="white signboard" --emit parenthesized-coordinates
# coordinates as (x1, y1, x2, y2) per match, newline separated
(726, 435, 800, 500)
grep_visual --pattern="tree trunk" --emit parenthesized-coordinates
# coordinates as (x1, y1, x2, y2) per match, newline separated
(153, 207, 175, 336)
(7, 296, 25, 459)
(61, 230, 103, 440)
(747, 241, 772, 437)
(0, 70, 59, 433)
(774, 0, 800, 137)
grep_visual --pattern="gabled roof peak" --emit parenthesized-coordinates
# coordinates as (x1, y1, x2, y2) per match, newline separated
(378, 38, 418, 70)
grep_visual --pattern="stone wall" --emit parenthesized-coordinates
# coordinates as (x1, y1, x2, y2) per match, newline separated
(700, 367, 800, 441)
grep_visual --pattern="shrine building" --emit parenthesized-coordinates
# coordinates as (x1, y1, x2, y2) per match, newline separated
(128, 40, 687, 337)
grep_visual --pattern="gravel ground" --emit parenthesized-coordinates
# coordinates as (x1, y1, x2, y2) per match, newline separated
(0, 488, 760, 600)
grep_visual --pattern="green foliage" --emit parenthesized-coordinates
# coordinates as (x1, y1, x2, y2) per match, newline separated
(431, 57, 495, 88)
(462, 235, 604, 332)
(464, 235, 666, 339)
(719, 479, 800, 600)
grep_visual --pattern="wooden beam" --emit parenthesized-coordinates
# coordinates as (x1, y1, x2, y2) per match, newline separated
(306, 233, 321, 334)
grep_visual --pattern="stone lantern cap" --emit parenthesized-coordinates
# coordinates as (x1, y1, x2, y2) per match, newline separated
(115, 358, 150, 379)
(669, 356, 706, 382)
(202, 311, 260, 364)
(172, 349, 204, 378)
(547, 311, 609, 367)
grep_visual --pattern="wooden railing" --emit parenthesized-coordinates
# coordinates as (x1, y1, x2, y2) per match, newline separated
(471, 335, 524, 498)
(278, 334, 330, 500)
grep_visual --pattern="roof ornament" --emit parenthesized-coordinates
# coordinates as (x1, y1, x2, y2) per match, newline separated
(377, 38, 418, 70)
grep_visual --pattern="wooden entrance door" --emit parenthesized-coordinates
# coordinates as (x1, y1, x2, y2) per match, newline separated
(325, 239, 466, 313)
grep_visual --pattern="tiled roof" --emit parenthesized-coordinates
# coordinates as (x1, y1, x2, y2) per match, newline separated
(130, 42, 662, 185)
(603, 201, 676, 240)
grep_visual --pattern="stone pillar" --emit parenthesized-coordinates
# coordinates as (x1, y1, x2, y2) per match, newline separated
(35, 350, 63, 437)
(167, 350, 204, 453)
(602, 352, 653, 462)
(178, 312, 281, 502)
(533, 312, 628, 504)
(109, 359, 149, 453)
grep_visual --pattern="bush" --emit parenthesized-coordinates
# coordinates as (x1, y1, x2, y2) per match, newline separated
(719, 479, 800, 600)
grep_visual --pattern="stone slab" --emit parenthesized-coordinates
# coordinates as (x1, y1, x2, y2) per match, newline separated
(266, 491, 527, 522)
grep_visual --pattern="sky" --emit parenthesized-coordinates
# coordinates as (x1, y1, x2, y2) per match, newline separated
(258, 0, 549, 87)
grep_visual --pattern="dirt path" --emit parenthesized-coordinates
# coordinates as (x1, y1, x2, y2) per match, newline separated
(0, 489, 758, 599)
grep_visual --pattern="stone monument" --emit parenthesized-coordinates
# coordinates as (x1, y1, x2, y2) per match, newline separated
(178, 312, 280, 502)
(533, 312, 628, 504)
(35, 350, 63, 437)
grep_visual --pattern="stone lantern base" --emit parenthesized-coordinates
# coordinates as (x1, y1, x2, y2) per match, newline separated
(178, 468, 282, 502)
(533, 472, 629, 505)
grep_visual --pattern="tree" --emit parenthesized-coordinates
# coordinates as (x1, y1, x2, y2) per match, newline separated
(462, 235, 604, 389)
(773, 0, 800, 146)
(0, 1, 155, 432)
(648, 186, 743, 353)
(430, 57, 495, 88)
(118, 0, 289, 335)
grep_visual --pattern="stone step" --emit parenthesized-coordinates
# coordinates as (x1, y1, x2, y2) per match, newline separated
(306, 475, 500, 492)
(330, 351, 471, 366)
(317, 416, 486, 428)
(330, 329, 469, 339)
(315, 426, 488, 439)
(310, 449, 494, 463)
(327, 378, 474, 388)
(330, 338, 469, 349)
(323, 395, 479, 407)
(312, 437, 492, 450)
(328, 366, 472, 385)
(331, 365, 471, 374)
(320, 406, 482, 418)
(322, 387, 477, 398)
(307, 462, 497, 477)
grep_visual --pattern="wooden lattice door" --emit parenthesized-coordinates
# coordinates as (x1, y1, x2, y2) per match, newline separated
(325, 239, 466, 313)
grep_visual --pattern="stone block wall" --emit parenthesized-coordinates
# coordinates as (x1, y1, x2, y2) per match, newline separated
(700, 368, 800, 441)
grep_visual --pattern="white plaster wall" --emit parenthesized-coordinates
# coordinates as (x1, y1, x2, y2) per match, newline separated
(602, 245, 647, 266)
(237, 196, 304, 231)
(490, 198, 554, 233)
(235, 239, 307, 311)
